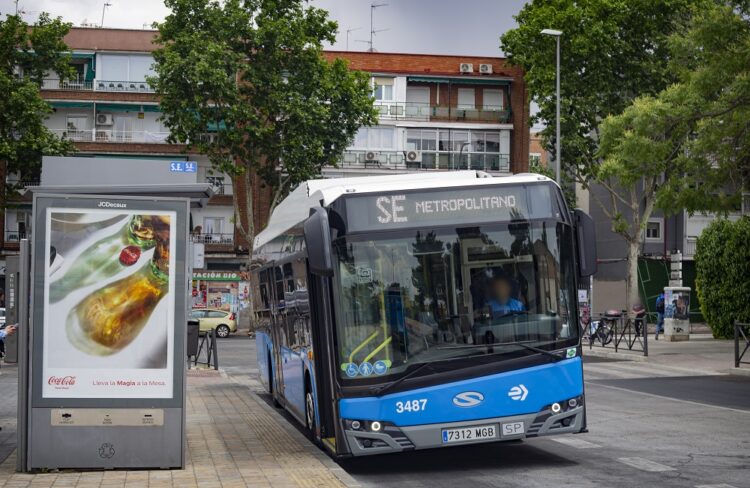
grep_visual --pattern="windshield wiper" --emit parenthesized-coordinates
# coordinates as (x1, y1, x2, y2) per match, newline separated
(373, 362, 433, 397)
(373, 341, 564, 397)
(437, 340, 564, 362)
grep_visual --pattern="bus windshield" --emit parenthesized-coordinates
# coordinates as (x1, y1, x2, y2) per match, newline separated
(332, 220, 578, 381)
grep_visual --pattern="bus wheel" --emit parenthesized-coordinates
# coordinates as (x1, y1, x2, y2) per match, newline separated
(304, 381, 316, 440)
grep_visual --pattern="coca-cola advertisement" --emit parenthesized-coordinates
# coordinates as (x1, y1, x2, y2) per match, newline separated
(41, 207, 176, 399)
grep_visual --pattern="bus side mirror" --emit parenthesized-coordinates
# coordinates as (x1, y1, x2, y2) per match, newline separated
(574, 209, 597, 277)
(304, 207, 334, 276)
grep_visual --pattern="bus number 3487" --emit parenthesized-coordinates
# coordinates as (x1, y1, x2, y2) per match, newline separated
(396, 399, 428, 413)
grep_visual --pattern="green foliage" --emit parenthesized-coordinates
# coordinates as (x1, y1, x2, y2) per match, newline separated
(151, 0, 378, 222)
(501, 0, 700, 181)
(694, 217, 750, 338)
(0, 13, 75, 192)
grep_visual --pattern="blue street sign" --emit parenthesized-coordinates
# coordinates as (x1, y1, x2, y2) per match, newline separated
(170, 161, 197, 173)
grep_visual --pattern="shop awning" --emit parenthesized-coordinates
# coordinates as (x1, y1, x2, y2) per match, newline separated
(408, 76, 511, 86)
(95, 103, 161, 113)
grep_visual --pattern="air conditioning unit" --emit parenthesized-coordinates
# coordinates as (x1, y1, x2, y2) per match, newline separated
(479, 63, 493, 74)
(364, 151, 380, 162)
(96, 113, 114, 125)
(405, 150, 423, 164)
(459, 63, 474, 73)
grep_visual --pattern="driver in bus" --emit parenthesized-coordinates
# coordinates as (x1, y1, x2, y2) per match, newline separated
(487, 273, 525, 318)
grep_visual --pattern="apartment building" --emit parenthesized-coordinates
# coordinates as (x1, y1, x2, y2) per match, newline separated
(1, 28, 532, 309)
(322, 51, 529, 177)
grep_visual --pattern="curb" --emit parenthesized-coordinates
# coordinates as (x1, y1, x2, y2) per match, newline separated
(581, 347, 648, 362)
(723, 367, 750, 378)
(222, 369, 363, 488)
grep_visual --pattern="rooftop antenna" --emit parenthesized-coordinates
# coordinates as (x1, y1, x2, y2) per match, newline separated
(14, 0, 26, 16)
(346, 27, 361, 51)
(100, 1, 112, 28)
(368, 3, 388, 52)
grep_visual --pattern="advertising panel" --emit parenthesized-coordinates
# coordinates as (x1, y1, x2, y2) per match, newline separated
(40, 206, 177, 399)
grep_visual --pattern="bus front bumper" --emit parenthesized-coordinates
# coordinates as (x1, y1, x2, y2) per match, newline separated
(342, 402, 585, 457)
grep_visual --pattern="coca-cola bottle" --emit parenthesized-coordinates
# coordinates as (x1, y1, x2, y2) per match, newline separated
(66, 216, 171, 356)
(49, 215, 158, 303)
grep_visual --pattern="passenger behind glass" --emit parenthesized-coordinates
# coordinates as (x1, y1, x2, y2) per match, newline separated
(486, 273, 525, 318)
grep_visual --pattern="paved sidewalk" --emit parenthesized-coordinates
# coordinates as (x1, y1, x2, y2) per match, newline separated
(583, 332, 750, 376)
(0, 367, 356, 488)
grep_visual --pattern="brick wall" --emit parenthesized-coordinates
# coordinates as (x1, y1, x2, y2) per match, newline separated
(42, 90, 158, 103)
(73, 141, 186, 154)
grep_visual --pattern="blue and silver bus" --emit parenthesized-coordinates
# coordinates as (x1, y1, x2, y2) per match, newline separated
(253, 171, 596, 457)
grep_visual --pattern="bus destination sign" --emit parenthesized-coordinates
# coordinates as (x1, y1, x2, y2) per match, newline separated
(344, 185, 546, 232)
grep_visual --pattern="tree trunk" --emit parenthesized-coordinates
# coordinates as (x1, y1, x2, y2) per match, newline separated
(625, 237, 641, 312)
(232, 167, 257, 333)
(623, 187, 656, 314)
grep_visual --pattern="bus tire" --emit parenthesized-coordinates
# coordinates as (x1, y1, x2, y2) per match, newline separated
(304, 375, 316, 441)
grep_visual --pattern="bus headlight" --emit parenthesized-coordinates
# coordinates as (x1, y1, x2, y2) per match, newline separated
(551, 402, 562, 414)
(370, 421, 382, 432)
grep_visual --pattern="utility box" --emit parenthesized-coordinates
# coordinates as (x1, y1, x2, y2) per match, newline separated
(20, 193, 190, 471)
(663, 286, 691, 342)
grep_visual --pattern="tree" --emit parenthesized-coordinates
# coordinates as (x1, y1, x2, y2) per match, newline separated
(501, 0, 707, 310)
(151, 0, 378, 251)
(694, 217, 750, 338)
(597, 0, 750, 309)
(0, 13, 75, 204)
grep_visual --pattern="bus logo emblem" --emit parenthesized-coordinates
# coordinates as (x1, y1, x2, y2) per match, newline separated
(508, 384, 528, 401)
(452, 391, 484, 408)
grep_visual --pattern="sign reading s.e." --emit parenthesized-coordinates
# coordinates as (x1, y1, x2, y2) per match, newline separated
(345, 185, 550, 232)
(170, 161, 197, 173)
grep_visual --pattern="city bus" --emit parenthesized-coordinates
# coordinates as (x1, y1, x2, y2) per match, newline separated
(253, 171, 596, 457)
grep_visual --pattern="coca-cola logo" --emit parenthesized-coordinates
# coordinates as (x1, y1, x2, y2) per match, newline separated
(48, 376, 76, 386)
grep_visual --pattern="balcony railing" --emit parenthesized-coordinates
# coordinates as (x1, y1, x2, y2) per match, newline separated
(339, 150, 510, 172)
(41, 79, 155, 93)
(684, 237, 698, 259)
(5, 230, 31, 243)
(374, 102, 512, 123)
(42, 79, 94, 91)
(191, 233, 234, 245)
(50, 129, 171, 144)
(95, 80, 155, 93)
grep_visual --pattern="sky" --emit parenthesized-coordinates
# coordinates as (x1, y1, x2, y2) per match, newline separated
(2, 0, 527, 56)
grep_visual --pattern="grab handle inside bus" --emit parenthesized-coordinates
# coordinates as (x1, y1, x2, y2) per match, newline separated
(304, 206, 334, 276)
(573, 208, 597, 277)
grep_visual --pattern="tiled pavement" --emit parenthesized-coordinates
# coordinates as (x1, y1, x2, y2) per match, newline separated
(0, 366, 357, 488)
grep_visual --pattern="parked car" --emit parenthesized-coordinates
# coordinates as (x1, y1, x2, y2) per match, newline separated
(189, 308, 237, 338)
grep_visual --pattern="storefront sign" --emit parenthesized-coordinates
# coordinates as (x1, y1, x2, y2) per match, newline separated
(192, 271, 241, 281)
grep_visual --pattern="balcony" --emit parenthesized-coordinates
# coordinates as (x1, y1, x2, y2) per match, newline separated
(339, 150, 510, 173)
(374, 102, 511, 124)
(42, 79, 155, 93)
(3, 229, 31, 250)
(50, 128, 170, 144)
(191, 233, 234, 252)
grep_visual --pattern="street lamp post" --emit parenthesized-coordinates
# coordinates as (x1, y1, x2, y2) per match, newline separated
(541, 29, 562, 185)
